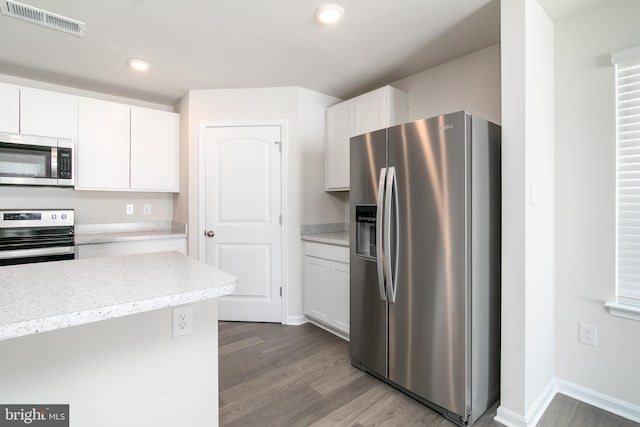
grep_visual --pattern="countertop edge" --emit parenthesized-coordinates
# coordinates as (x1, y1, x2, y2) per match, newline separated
(301, 232, 349, 247)
(0, 282, 235, 341)
(75, 232, 188, 245)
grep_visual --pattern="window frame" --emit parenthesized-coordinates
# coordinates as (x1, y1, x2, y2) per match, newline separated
(608, 44, 640, 321)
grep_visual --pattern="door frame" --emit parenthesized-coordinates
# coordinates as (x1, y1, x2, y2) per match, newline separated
(198, 119, 289, 324)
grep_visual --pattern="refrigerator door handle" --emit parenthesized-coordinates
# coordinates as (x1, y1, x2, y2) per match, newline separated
(376, 167, 387, 301)
(384, 166, 397, 303)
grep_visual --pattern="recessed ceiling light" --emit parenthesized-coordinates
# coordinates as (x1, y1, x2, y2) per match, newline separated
(127, 58, 151, 72)
(315, 4, 344, 25)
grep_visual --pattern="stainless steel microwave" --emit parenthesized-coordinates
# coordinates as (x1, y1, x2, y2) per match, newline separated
(0, 132, 74, 187)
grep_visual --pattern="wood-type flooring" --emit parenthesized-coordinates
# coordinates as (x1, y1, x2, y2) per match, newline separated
(218, 321, 638, 427)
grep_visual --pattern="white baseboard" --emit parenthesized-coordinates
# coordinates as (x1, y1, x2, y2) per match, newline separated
(306, 318, 349, 341)
(555, 379, 640, 424)
(494, 379, 555, 427)
(495, 406, 528, 427)
(285, 315, 308, 326)
(527, 379, 557, 426)
(495, 378, 640, 426)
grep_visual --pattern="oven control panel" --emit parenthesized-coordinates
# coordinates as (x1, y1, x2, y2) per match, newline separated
(0, 210, 75, 228)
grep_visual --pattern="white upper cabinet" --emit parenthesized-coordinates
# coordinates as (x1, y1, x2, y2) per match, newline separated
(76, 98, 180, 193)
(352, 88, 389, 136)
(20, 87, 77, 139)
(0, 80, 180, 193)
(130, 107, 179, 192)
(325, 103, 351, 191)
(0, 83, 19, 134)
(325, 85, 408, 191)
(77, 97, 131, 190)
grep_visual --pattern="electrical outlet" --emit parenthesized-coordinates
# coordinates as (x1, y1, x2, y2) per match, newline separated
(143, 204, 152, 215)
(126, 204, 134, 215)
(173, 305, 193, 337)
(579, 322, 597, 346)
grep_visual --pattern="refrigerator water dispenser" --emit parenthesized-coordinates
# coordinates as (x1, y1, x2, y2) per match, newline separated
(355, 205, 377, 260)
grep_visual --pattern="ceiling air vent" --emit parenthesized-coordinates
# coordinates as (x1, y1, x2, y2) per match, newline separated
(1, 0, 85, 37)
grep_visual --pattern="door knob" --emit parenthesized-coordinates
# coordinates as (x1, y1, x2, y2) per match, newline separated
(205, 230, 215, 238)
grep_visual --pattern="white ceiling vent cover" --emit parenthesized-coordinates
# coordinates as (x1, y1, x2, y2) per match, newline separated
(1, 0, 85, 36)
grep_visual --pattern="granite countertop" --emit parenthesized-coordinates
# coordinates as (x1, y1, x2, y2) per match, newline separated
(301, 231, 350, 247)
(0, 251, 236, 341)
(75, 222, 187, 245)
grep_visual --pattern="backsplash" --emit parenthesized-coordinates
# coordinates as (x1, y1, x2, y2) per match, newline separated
(0, 186, 174, 224)
(300, 222, 348, 235)
(75, 221, 186, 234)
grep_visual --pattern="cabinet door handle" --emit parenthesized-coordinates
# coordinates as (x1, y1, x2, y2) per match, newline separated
(205, 230, 215, 238)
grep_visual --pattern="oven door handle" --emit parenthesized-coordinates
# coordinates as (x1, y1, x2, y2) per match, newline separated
(0, 246, 75, 260)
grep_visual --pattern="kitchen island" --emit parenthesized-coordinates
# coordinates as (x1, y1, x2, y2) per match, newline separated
(0, 251, 236, 427)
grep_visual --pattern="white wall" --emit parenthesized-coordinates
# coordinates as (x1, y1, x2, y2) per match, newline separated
(0, 73, 172, 111)
(0, 187, 174, 224)
(173, 93, 190, 226)
(333, 45, 502, 236)
(499, 0, 528, 417)
(523, 0, 556, 413)
(297, 90, 349, 225)
(176, 87, 341, 323)
(0, 300, 220, 427)
(392, 44, 501, 124)
(498, 0, 555, 423)
(555, 0, 640, 406)
(0, 74, 176, 225)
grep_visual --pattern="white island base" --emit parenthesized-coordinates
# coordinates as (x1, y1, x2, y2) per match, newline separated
(0, 300, 220, 426)
(0, 252, 235, 427)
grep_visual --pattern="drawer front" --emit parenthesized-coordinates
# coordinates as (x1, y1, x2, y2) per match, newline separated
(303, 241, 349, 263)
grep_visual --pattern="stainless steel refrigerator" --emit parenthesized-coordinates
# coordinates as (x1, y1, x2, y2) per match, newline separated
(349, 111, 501, 426)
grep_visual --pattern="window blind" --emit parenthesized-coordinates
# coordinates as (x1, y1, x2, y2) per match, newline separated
(615, 47, 640, 305)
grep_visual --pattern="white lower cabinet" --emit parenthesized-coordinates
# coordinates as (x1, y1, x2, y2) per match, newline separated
(303, 241, 350, 339)
(76, 238, 187, 259)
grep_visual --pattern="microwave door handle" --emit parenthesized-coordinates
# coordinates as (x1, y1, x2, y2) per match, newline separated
(51, 146, 58, 179)
(376, 167, 387, 301)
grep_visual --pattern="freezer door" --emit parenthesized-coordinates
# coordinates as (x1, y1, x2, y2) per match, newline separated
(350, 128, 388, 378)
(387, 112, 471, 419)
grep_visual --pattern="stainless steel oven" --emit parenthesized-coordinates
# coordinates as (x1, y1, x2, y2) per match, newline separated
(0, 209, 75, 266)
(0, 133, 74, 187)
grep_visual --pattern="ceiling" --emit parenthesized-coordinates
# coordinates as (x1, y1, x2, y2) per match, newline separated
(0, 0, 609, 106)
(538, 0, 610, 21)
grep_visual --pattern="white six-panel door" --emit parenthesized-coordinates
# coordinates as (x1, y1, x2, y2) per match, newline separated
(204, 125, 282, 322)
